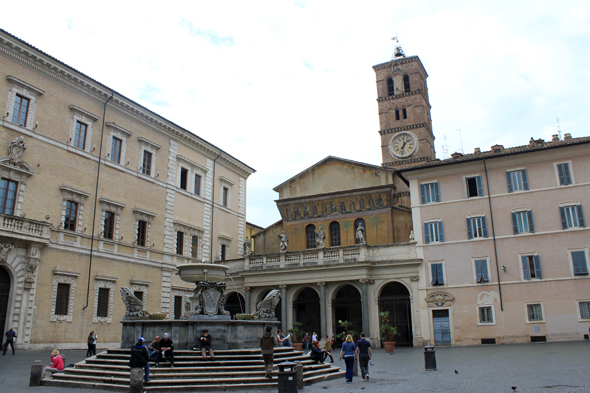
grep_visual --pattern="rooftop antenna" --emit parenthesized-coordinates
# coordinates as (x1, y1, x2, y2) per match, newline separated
(556, 118, 562, 140)
(442, 135, 449, 159)
(391, 34, 405, 60)
(455, 129, 464, 154)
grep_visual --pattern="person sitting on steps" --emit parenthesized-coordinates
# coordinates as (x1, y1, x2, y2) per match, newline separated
(154, 332, 174, 368)
(199, 329, 215, 361)
(310, 340, 328, 364)
(147, 335, 160, 360)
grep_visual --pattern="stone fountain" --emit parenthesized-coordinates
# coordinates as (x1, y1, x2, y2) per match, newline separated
(120, 263, 280, 349)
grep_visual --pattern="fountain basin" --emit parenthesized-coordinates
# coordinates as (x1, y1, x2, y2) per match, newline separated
(177, 263, 229, 283)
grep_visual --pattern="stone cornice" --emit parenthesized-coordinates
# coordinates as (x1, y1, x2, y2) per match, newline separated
(59, 185, 91, 198)
(106, 122, 133, 137)
(379, 122, 432, 136)
(68, 105, 99, 121)
(137, 137, 161, 150)
(382, 156, 432, 167)
(372, 55, 429, 77)
(377, 89, 424, 103)
(6, 75, 44, 95)
(0, 30, 255, 179)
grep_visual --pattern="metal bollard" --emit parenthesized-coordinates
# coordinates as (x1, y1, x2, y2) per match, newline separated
(129, 368, 144, 393)
(295, 361, 304, 389)
(424, 346, 436, 370)
(30, 360, 44, 386)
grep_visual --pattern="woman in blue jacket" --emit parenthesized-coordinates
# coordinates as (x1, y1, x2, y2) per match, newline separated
(338, 334, 356, 383)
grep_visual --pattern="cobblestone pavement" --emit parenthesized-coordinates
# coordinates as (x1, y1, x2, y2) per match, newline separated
(0, 341, 588, 393)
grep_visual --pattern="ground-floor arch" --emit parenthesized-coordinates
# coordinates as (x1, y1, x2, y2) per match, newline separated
(225, 292, 245, 318)
(332, 285, 362, 346)
(293, 287, 320, 339)
(378, 281, 413, 347)
(0, 265, 10, 334)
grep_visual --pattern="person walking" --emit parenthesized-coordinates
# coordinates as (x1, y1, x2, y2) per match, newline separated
(129, 337, 150, 383)
(260, 326, 277, 379)
(355, 332, 372, 380)
(303, 333, 310, 349)
(86, 331, 97, 357)
(41, 349, 64, 379)
(2, 327, 17, 355)
(323, 335, 334, 362)
(339, 334, 356, 383)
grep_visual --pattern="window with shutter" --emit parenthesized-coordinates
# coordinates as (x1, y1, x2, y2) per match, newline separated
(571, 251, 589, 276)
(424, 221, 444, 244)
(55, 283, 70, 316)
(579, 301, 590, 319)
(467, 216, 488, 239)
(466, 176, 484, 198)
(507, 170, 528, 192)
(420, 182, 440, 204)
(521, 255, 542, 280)
(475, 259, 490, 283)
(512, 211, 534, 234)
(560, 205, 585, 229)
(431, 263, 444, 286)
(556, 163, 572, 185)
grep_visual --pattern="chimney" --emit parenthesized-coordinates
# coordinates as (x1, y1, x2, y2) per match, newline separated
(564, 133, 572, 140)
(552, 134, 560, 142)
(451, 152, 463, 160)
(474, 147, 481, 154)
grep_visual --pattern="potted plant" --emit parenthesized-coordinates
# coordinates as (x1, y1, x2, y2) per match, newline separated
(335, 320, 357, 347)
(287, 322, 304, 350)
(379, 311, 398, 353)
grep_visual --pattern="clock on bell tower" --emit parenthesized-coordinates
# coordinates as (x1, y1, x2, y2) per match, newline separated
(373, 45, 436, 169)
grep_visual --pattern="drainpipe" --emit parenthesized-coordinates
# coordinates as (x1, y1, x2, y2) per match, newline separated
(83, 92, 114, 310)
(482, 158, 504, 311)
(208, 151, 222, 263)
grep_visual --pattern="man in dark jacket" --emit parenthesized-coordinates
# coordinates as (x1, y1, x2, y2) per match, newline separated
(260, 326, 277, 379)
(2, 327, 17, 355)
(199, 329, 215, 360)
(129, 337, 150, 382)
(155, 332, 174, 368)
(147, 336, 160, 360)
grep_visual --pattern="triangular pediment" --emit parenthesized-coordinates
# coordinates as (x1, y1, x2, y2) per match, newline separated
(273, 156, 393, 200)
(0, 157, 35, 176)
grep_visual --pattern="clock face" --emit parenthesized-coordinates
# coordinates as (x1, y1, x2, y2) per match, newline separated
(389, 132, 417, 158)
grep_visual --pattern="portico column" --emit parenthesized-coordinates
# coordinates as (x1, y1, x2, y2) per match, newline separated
(360, 279, 372, 336)
(318, 282, 326, 337)
(245, 287, 251, 314)
(280, 284, 287, 331)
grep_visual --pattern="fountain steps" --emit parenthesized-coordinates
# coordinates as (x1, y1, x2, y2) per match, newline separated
(42, 347, 345, 391)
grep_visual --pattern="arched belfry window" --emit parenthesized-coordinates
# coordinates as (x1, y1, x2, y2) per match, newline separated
(354, 218, 366, 244)
(306, 224, 316, 249)
(395, 109, 400, 121)
(403, 74, 410, 93)
(402, 108, 407, 119)
(329, 221, 341, 247)
(387, 77, 394, 96)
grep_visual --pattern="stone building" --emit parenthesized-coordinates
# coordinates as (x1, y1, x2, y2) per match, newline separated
(399, 135, 590, 345)
(0, 29, 254, 349)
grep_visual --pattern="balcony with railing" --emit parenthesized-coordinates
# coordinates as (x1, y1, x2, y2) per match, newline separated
(227, 242, 419, 273)
(0, 213, 52, 243)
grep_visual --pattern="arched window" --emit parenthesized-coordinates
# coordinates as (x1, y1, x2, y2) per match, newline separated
(329, 221, 341, 247)
(387, 77, 394, 96)
(402, 108, 407, 119)
(403, 74, 410, 93)
(395, 109, 400, 121)
(354, 218, 366, 244)
(306, 224, 316, 249)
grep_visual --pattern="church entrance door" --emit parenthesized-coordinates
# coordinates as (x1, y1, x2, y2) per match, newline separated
(332, 285, 362, 346)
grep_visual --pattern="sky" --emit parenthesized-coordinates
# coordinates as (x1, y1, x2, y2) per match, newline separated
(3, 1, 590, 228)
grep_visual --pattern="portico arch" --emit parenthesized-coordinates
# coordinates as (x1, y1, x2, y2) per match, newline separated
(378, 281, 413, 347)
(331, 284, 362, 346)
(293, 287, 320, 339)
(224, 292, 245, 319)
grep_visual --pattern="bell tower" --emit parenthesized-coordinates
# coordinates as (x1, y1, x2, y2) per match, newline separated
(373, 41, 436, 169)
